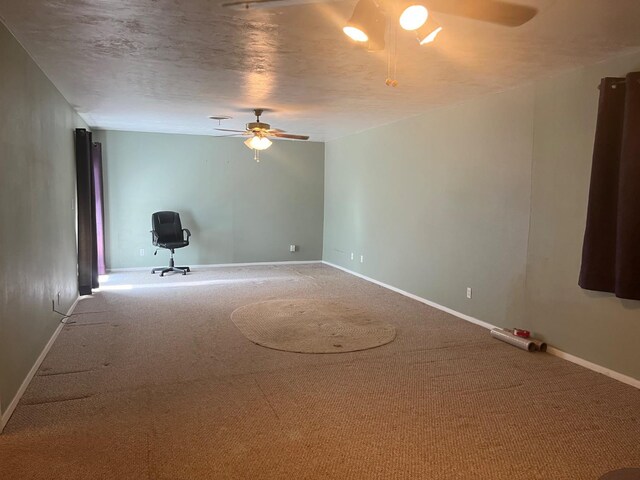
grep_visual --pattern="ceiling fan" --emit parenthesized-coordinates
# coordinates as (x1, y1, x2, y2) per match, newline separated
(214, 109, 310, 161)
(220, 0, 537, 84)
(221, 0, 538, 71)
(220, 0, 538, 28)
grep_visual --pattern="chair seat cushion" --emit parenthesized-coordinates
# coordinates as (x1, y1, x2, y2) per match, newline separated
(158, 241, 189, 249)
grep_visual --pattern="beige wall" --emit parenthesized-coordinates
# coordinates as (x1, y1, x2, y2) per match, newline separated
(94, 130, 325, 269)
(324, 50, 640, 380)
(0, 22, 86, 420)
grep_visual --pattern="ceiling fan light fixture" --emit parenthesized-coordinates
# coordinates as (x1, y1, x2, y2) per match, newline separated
(343, 26, 368, 43)
(415, 16, 442, 45)
(399, 5, 428, 31)
(343, 0, 385, 49)
(419, 26, 442, 44)
(244, 135, 272, 151)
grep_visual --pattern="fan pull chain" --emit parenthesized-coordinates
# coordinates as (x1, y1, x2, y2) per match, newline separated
(386, 19, 392, 83)
(393, 23, 398, 83)
(385, 6, 398, 88)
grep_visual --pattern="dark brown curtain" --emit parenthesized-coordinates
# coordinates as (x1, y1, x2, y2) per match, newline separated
(75, 129, 104, 295)
(579, 72, 640, 300)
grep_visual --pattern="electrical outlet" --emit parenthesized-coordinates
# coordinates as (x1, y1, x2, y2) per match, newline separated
(466, 287, 472, 299)
(360, 255, 364, 263)
(57, 291, 61, 306)
(139, 248, 145, 256)
(350, 252, 354, 260)
(289, 244, 297, 253)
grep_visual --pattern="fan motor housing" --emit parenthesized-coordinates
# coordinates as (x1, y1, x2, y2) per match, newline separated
(247, 121, 270, 131)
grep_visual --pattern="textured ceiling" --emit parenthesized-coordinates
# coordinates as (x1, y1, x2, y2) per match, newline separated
(1, 0, 640, 140)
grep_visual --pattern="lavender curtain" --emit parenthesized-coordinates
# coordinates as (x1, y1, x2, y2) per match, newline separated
(579, 72, 640, 300)
(91, 142, 106, 276)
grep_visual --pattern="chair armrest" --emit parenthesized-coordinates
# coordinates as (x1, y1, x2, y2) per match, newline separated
(182, 228, 191, 241)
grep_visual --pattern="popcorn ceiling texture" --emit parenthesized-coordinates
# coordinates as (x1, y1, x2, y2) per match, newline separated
(1, 0, 640, 139)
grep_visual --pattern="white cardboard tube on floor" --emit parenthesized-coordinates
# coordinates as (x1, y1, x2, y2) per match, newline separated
(529, 338, 547, 352)
(490, 328, 536, 352)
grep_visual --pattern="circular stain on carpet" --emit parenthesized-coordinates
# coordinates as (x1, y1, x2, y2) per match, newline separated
(231, 299, 396, 353)
(599, 469, 640, 480)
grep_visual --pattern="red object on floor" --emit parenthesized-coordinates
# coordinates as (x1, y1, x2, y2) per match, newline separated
(513, 328, 530, 338)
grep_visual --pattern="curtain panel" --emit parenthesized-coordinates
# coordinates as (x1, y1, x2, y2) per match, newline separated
(579, 72, 640, 300)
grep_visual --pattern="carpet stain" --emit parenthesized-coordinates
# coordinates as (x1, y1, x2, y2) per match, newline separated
(22, 394, 95, 405)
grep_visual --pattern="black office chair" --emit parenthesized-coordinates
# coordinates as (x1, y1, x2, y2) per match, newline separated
(150, 211, 192, 276)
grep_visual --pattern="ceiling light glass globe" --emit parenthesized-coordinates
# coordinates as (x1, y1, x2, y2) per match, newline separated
(255, 137, 272, 150)
(245, 136, 272, 151)
(419, 26, 442, 45)
(399, 5, 428, 31)
(343, 26, 369, 42)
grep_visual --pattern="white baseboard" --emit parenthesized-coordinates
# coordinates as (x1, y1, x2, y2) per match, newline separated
(322, 261, 639, 390)
(107, 260, 323, 273)
(546, 346, 640, 389)
(322, 261, 496, 331)
(0, 295, 82, 434)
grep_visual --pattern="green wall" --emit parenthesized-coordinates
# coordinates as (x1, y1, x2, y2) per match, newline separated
(0, 22, 86, 420)
(324, 87, 535, 330)
(524, 52, 640, 378)
(94, 130, 324, 269)
(324, 50, 640, 380)
(1, 15, 637, 430)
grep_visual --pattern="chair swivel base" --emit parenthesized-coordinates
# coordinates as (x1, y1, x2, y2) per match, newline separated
(151, 256, 190, 277)
(152, 266, 191, 276)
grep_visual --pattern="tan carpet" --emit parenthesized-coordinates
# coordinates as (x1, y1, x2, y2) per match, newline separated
(231, 298, 396, 353)
(0, 264, 638, 479)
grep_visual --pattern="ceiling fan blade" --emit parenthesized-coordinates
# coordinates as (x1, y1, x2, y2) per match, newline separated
(427, 0, 538, 27)
(220, 0, 322, 10)
(213, 134, 246, 137)
(215, 128, 248, 133)
(267, 128, 286, 133)
(273, 133, 310, 140)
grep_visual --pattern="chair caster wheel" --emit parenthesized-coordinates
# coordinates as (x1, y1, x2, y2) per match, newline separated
(182, 271, 186, 275)
(160, 273, 164, 277)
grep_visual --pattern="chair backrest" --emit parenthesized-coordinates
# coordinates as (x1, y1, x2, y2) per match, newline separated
(152, 211, 183, 243)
